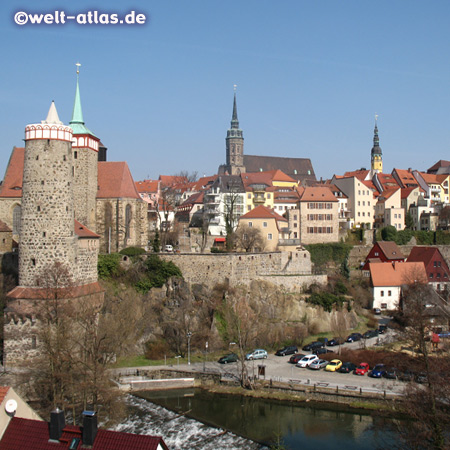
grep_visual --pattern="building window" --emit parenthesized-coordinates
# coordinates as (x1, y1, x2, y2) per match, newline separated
(294, 215, 298, 221)
(263, 222, 268, 228)
(381, 290, 384, 297)
(248, 222, 252, 227)
(74, 151, 78, 159)
(125, 204, 132, 239)
(248, 193, 251, 199)
(388, 290, 392, 296)
(381, 303, 387, 309)
(267, 233, 273, 240)
(429, 273, 433, 279)
(267, 194, 271, 199)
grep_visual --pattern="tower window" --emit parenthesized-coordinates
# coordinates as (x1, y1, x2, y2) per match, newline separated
(63, 155, 66, 161)
(74, 151, 78, 159)
(37, 206, 41, 212)
(31, 258, 36, 266)
(43, 232, 46, 237)
(36, 155, 39, 160)
(41, 180, 44, 185)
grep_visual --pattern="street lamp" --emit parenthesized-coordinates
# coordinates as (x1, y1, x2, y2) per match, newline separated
(187, 331, 193, 365)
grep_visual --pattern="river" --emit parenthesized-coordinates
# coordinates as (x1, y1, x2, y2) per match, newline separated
(113, 388, 398, 450)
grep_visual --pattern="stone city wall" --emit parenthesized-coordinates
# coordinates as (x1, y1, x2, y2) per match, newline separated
(160, 250, 326, 290)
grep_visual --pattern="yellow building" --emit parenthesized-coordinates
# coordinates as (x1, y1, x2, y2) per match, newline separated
(241, 170, 298, 213)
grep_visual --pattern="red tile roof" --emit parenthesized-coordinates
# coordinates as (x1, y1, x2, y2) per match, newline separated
(135, 180, 160, 194)
(158, 175, 188, 188)
(418, 172, 448, 185)
(0, 417, 169, 450)
(0, 147, 24, 198)
(74, 220, 99, 238)
(297, 186, 337, 202)
(343, 170, 369, 181)
(0, 220, 11, 233)
(427, 160, 450, 173)
(97, 162, 141, 199)
(407, 246, 450, 273)
(240, 205, 287, 221)
(369, 261, 427, 287)
(392, 168, 420, 188)
(0, 387, 10, 405)
(375, 241, 405, 260)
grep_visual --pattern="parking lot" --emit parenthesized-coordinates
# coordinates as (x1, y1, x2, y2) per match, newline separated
(186, 329, 406, 396)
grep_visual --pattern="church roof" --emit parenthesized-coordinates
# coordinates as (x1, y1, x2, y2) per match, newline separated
(97, 162, 141, 199)
(243, 155, 316, 182)
(0, 147, 24, 198)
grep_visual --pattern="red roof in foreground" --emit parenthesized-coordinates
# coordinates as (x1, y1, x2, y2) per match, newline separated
(0, 417, 169, 450)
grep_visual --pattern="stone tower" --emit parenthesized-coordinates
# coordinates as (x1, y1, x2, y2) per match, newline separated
(218, 89, 246, 175)
(370, 116, 383, 176)
(70, 64, 100, 232)
(19, 102, 77, 287)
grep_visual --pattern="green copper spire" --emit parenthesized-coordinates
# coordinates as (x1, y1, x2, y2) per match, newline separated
(69, 63, 96, 136)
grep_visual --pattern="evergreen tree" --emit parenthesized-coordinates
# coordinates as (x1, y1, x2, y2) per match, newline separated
(152, 229, 161, 253)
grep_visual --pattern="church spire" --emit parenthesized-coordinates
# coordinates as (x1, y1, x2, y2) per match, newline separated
(69, 63, 95, 136)
(371, 114, 383, 174)
(231, 85, 239, 129)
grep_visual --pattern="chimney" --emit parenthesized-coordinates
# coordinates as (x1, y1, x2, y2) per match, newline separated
(82, 411, 98, 447)
(49, 408, 65, 442)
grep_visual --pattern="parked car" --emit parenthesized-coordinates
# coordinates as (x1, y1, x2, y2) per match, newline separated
(398, 369, 415, 382)
(218, 353, 238, 364)
(288, 353, 305, 364)
(339, 362, 357, 374)
(363, 329, 379, 339)
(325, 359, 343, 372)
(384, 367, 399, 379)
(354, 362, 370, 376)
(373, 307, 382, 315)
(415, 372, 428, 384)
(327, 337, 345, 346)
(302, 341, 324, 352)
(369, 364, 386, 378)
(164, 244, 174, 252)
(245, 349, 268, 360)
(378, 325, 388, 334)
(313, 347, 334, 356)
(346, 333, 363, 343)
(308, 359, 329, 370)
(296, 354, 319, 368)
(275, 345, 298, 356)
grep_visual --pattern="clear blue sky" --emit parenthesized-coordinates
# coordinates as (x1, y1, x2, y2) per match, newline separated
(1, 0, 450, 182)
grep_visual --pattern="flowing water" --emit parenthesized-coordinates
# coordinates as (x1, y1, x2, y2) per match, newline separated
(114, 388, 398, 450)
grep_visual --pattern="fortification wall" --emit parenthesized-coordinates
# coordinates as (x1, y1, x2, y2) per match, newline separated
(160, 250, 323, 290)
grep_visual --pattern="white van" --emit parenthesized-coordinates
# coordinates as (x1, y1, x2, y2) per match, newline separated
(164, 244, 174, 252)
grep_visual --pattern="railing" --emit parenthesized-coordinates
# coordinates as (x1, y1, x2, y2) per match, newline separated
(278, 239, 301, 246)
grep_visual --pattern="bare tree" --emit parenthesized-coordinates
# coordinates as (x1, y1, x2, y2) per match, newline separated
(393, 283, 450, 449)
(234, 224, 265, 252)
(330, 310, 348, 355)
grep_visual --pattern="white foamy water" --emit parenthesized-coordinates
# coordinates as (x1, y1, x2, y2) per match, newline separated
(113, 395, 266, 450)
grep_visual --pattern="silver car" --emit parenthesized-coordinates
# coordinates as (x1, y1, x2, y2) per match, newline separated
(296, 354, 318, 368)
(308, 359, 328, 370)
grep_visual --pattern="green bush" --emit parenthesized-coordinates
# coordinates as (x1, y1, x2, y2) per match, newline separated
(98, 253, 122, 279)
(305, 243, 352, 268)
(135, 255, 183, 293)
(210, 247, 226, 253)
(306, 292, 346, 312)
(334, 280, 348, 295)
(119, 246, 146, 256)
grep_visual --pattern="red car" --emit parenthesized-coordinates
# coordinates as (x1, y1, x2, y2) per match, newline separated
(354, 362, 370, 375)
